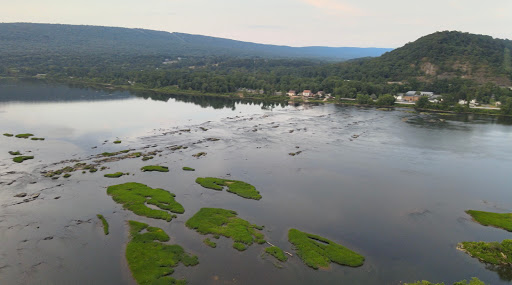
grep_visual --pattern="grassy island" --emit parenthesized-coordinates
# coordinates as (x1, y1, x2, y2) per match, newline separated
(288, 229, 364, 269)
(405, 278, 486, 285)
(458, 240, 512, 266)
(141, 165, 169, 172)
(97, 214, 109, 235)
(127, 221, 198, 285)
(195, 177, 262, 200)
(186, 208, 265, 251)
(8, 151, 21, 155)
(15, 133, 34, 139)
(13, 156, 34, 163)
(31, 137, 45, 141)
(182, 167, 195, 171)
(265, 246, 288, 262)
(113, 140, 122, 144)
(107, 182, 184, 221)
(203, 238, 217, 248)
(3, 133, 13, 137)
(104, 172, 124, 178)
(466, 210, 512, 232)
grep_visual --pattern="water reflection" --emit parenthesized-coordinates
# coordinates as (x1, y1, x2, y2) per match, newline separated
(0, 79, 289, 110)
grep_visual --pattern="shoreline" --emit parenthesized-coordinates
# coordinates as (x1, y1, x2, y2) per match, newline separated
(4, 76, 511, 117)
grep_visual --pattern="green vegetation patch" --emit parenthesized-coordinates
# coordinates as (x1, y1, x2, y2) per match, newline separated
(466, 210, 512, 232)
(113, 140, 122, 144)
(127, 221, 198, 285)
(97, 214, 109, 235)
(203, 238, 217, 248)
(13, 156, 34, 163)
(288, 228, 364, 269)
(102, 152, 119, 157)
(265, 246, 288, 262)
(15, 133, 34, 139)
(192, 152, 207, 158)
(8, 151, 21, 155)
(31, 137, 45, 141)
(3, 133, 13, 137)
(141, 165, 169, 172)
(195, 177, 262, 200)
(104, 172, 124, 178)
(141, 156, 153, 161)
(44, 164, 90, 177)
(107, 182, 184, 221)
(405, 278, 486, 285)
(233, 242, 247, 251)
(186, 208, 265, 251)
(458, 240, 512, 265)
(63, 174, 71, 178)
(182, 167, 195, 171)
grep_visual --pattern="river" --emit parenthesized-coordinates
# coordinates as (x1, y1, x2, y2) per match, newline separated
(1, 79, 512, 284)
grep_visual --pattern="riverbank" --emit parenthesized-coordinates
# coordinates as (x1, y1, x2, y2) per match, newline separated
(5, 76, 510, 117)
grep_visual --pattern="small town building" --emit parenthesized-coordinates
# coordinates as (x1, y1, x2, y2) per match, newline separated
(403, 91, 435, 102)
(302, 90, 313, 97)
(287, 90, 297, 96)
(429, 95, 442, 103)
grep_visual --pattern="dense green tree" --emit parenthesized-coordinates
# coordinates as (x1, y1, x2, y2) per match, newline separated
(416, 96, 430, 108)
(500, 97, 512, 115)
(376, 94, 395, 106)
(356, 94, 372, 105)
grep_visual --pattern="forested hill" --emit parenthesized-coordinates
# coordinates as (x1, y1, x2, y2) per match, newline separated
(331, 31, 512, 86)
(0, 23, 391, 60)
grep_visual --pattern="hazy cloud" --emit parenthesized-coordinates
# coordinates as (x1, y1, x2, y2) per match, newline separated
(300, 0, 363, 16)
(1, 0, 511, 47)
(248, 25, 285, 30)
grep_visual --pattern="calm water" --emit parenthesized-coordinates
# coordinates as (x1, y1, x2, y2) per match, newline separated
(1, 79, 512, 285)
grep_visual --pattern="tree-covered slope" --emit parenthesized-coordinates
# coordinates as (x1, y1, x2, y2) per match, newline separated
(330, 31, 512, 85)
(0, 23, 391, 60)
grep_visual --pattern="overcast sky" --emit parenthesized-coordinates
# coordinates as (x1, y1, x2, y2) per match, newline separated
(2, 0, 511, 48)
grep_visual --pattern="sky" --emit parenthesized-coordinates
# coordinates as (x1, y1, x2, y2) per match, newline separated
(1, 0, 511, 48)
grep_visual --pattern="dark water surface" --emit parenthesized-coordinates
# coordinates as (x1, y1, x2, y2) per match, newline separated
(1, 80, 512, 285)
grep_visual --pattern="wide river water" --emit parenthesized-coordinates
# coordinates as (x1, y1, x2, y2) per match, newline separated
(1, 79, 512, 285)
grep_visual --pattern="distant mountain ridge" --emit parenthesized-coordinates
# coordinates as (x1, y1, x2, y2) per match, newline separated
(0, 23, 392, 60)
(334, 31, 512, 85)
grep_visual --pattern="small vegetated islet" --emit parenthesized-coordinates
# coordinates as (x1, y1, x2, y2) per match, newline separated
(15, 133, 34, 139)
(13, 156, 34, 163)
(31, 137, 45, 141)
(8, 151, 21, 155)
(107, 182, 183, 221)
(265, 246, 288, 262)
(104, 172, 124, 178)
(458, 240, 512, 265)
(3, 133, 13, 137)
(195, 177, 262, 200)
(63, 174, 71, 178)
(192, 152, 207, 158)
(97, 214, 109, 235)
(203, 238, 217, 248)
(141, 165, 169, 172)
(405, 278, 486, 285)
(288, 228, 364, 269)
(466, 210, 512, 232)
(186, 208, 265, 251)
(126, 221, 198, 285)
(113, 140, 122, 144)
(182, 167, 195, 171)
